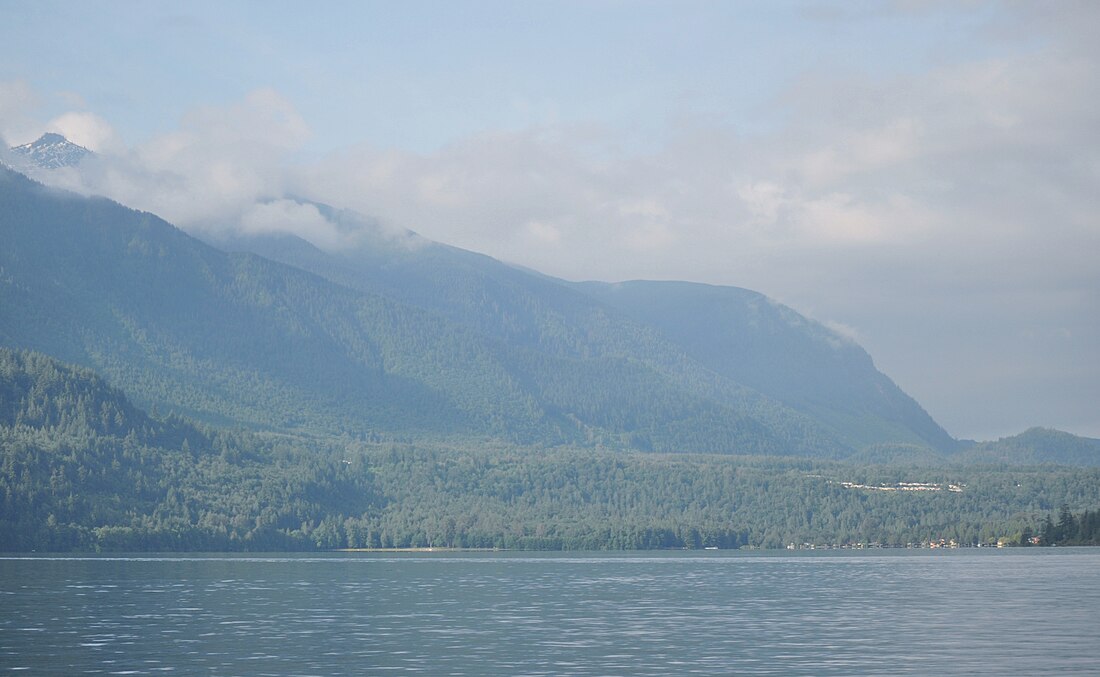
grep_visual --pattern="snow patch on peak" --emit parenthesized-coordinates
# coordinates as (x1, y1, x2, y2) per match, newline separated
(11, 133, 92, 170)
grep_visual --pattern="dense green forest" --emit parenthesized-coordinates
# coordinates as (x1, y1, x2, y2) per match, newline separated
(1034, 506, 1100, 546)
(3, 348, 1097, 552)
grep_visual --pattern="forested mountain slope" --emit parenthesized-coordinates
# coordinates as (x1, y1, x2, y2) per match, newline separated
(0, 348, 197, 444)
(214, 198, 955, 455)
(572, 280, 956, 452)
(1, 167, 842, 455)
(0, 167, 490, 437)
(0, 346, 375, 551)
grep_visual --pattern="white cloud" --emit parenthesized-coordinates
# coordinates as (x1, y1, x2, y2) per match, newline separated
(31, 88, 314, 241)
(46, 111, 122, 153)
(796, 192, 881, 243)
(0, 79, 41, 145)
(240, 199, 347, 250)
(797, 117, 924, 187)
(738, 181, 786, 226)
(181, 88, 311, 150)
(823, 320, 861, 345)
(523, 220, 562, 245)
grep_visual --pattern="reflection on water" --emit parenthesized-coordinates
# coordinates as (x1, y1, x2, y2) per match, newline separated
(2, 550, 1099, 675)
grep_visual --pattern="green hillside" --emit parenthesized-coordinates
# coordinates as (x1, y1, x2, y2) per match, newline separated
(1, 167, 842, 455)
(960, 427, 1100, 466)
(0, 347, 376, 551)
(573, 280, 957, 452)
(212, 198, 956, 456)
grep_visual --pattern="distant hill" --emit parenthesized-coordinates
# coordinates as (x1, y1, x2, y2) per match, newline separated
(959, 427, 1100, 466)
(0, 347, 190, 442)
(0, 346, 227, 467)
(0, 346, 374, 552)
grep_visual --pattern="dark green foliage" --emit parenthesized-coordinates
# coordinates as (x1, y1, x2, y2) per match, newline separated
(4, 348, 1098, 552)
(0, 348, 197, 445)
(346, 446, 1100, 550)
(1038, 506, 1100, 545)
(0, 347, 379, 551)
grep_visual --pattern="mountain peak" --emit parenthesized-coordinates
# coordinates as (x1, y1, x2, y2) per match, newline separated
(10, 133, 92, 169)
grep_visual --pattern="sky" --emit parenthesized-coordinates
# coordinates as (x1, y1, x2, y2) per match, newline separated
(1, 0, 1097, 440)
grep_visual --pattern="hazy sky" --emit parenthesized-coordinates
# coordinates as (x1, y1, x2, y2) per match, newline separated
(1, 0, 1097, 440)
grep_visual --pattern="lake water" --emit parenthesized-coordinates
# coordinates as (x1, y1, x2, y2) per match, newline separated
(2, 549, 1099, 675)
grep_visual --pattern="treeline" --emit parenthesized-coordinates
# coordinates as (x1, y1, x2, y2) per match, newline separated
(321, 446, 1099, 550)
(1035, 506, 1100, 546)
(4, 347, 1100, 552)
(9, 430, 1100, 553)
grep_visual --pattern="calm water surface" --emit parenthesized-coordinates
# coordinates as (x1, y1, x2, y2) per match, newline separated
(2, 549, 1098, 675)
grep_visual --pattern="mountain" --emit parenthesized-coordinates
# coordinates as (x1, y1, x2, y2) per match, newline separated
(0, 165, 515, 439)
(9, 133, 91, 169)
(0, 165, 969, 457)
(1, 165, 852, 455)
(569, 280, 958, 452)
(214, 199, 955, 454)
(959, 427, 1100, 467)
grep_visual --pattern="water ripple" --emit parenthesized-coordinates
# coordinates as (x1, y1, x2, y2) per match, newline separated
(2, 550, 1099, 674)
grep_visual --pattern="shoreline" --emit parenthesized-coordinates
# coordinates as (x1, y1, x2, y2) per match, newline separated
(335, 547, 502, 553)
